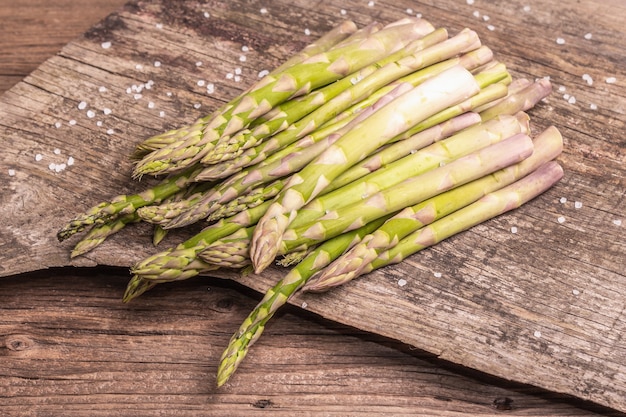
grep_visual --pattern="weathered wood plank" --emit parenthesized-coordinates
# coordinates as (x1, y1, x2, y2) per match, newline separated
(0, 0, 624, 412)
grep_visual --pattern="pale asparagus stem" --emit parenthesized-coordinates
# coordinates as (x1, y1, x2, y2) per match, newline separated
(166, 82, 409, 229)
(250, 65, 482, 273)
(206, 180, 284, 222)
(307, 126, 564, 289)
(205, 27, 462, 167)
(473, 78, 532, 113)
(70, 213, 140, 258)
(132, 20, 435, 178)
(308, 160, 564, 292)
(130, 201, 272, 282)
(480, 78, 552, 121)
(216, 216, 389, 387)
(323, 45, 494, 128)
(57, 167, 201, 242)
(280, 133, 535, 255)
(290, 112, 527, 230)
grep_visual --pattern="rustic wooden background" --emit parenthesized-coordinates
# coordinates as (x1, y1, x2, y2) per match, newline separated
(1, 0, 624, 415)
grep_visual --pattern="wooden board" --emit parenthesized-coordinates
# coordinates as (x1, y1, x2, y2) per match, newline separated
(1, 0, 624, 413)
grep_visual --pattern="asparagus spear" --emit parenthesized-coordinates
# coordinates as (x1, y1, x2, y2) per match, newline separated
(250, 65, 482, 273)
(279, 133, 534, 255)
(305, 160, 564, 292)
(70, 213, 140, 257)
(480, 77, 552, 121)
(215, 215, 390, 387)
(132, 19, 435, 178)
(307, 125, 564, 289)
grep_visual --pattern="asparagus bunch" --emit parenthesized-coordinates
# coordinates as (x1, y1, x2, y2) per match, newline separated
(56, 20, 564, 387)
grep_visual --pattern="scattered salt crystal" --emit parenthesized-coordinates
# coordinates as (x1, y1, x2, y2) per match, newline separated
(557, 216, 566, 224)
(406, 8, 413, 14)
(69, 119, 77, 126)
(523, 5, 531, 12)
(466, 0, 475, 4)
(241, 45, 249, 52)
(560, 197, 567, 204)
(563, 93, 570, 100)
(98, 86, 107, 93)
(487, 24, 495, 31)
(226, 72, 234, 80)
(103, 108, 112, 115)
(534, 330, 542, 338)
(433, 272, 442, 278)
(8, 169, 16, 176)
(340, 9, 347, 15)
(511, 226, 518, 234)
(148, 101, 155, 109)
(558, 85, 566, 92)
(54, 122, 62, 128)
(48, 162, 56, 171)
(106, 129, 115, 135)
(166, 92, 173, 97)
(203, 11, 210, 18)
(194, 103, 202, 109)
(260, 7, 268, 14)
(54, 148, 61, 155)
(195, 61, 203, 67)
(584, 33, 592, 40)
(304, 28, 311, 36)
(258, 69, 270, 78)
(605, 76, 617, 84)
(96, 121, 103, 127)
(472, 10, 480, 18)
(126, 87, 132, 94)
(154, 61, 161, 67)
(234, 67, 242, 75)
(206, 83, 215, 94)
(87, 110, 96, 118)
(582, 73, 593, 86)
(159, 111, 165, 117)
(613, 219, 622, 226)
(135, 64, 143, 70)
(77, 101, 88, 110)
(35, 154, 43, 162)
(556, 37, 565, 45)
(234, 75, 242, 83)
(482, 15, 490, 21)
(239, 55, 247, 62)
(572, 289, 580, 296)
(155, 23, 163, 29)
(197, 79, 206, 87)
(67, 156, 75, 166)
(589, 103, 598, 110)
(397, 278, 407, 287)
(416, 13, 422, 18)
(568, 96, 576, 105)
(133, 93, 143, 100)
(301, 301, 308, 309)
(368, 1, 375, 6)
(101, 41, 112, 49)
(55, 163, 67, 173)
(574, 201, 583, 209)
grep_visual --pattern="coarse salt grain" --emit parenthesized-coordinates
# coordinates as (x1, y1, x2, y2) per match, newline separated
(466, 0, 474, 4)
(433, 272, 442, 278)
(368, 1, 375, 6)
(523, 5, 531, 12)
(482, 15, 490, 21)
(234, 75, 242, 83)
(166, 92, 173, 97)
(558, 85, 566, 92)
(301, 302, 308, 309)
(35, 154, 43, 162)
(67, 156, 75, 166)
(397, 279, 407, 287)
(234, 67, 242, 75)
(8, 169, 16, 176)
(242, 45, 249, 52)
(605, 76, 617, 84)
(106, 129, 115, 135)
(78, 101, 88, 110)
(574, 201, 583, 209)
(487, 24, 495, 31)
(572, 289, 580, 296)
(406, 8, 413, 14)
(534, 330, 542, 338)
(260, 7, 268, 14)
(206, 83, 215, 94)
(203, 11, 210, 18)
(472, 10, 480, 18)
(96, 121, 103, 127)
(568, 96, 576, 104)
(258, 69, 270, 78)
(156, 23, 163, 29)
(55, 163, 67, 173)
(590, 103, 598, 110)
(197, 79, 205, 87)
(563, 93, 570, 100)
(54, 148, 61, 155)
(87, 110, 96, 118)
(154, 61, 161, 67)
(134, 93, 143, 100)
(103, 108, 112, 115)
(48, 162, 56, 171)
(226, 72, 234, 80)
(69, 119, 77, 126)
(101, 41, 112, 49)
(135, 64, 143, 70)
(613, 219, 622, 226)
(557, 216, 566, 224)
(159, 111, 165, 117)
(54, 122, 62, 128)
(304, 28, 311, 36)
(556, 37, 565, 45)
(195, 61, 203, 67)
(340, 9, 347, 15)
(148, 101, 155, 109)
(194, 103, 202, 109)
(239, 55, 247, 62)
(584, 33, 592, 40)
(511, 226, 518, 234)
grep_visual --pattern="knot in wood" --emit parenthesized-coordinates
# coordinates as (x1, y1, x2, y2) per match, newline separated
(5, 334, 34, 352)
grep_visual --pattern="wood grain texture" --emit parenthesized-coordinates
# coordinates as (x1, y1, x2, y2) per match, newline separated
(0, 0, 624, 414)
